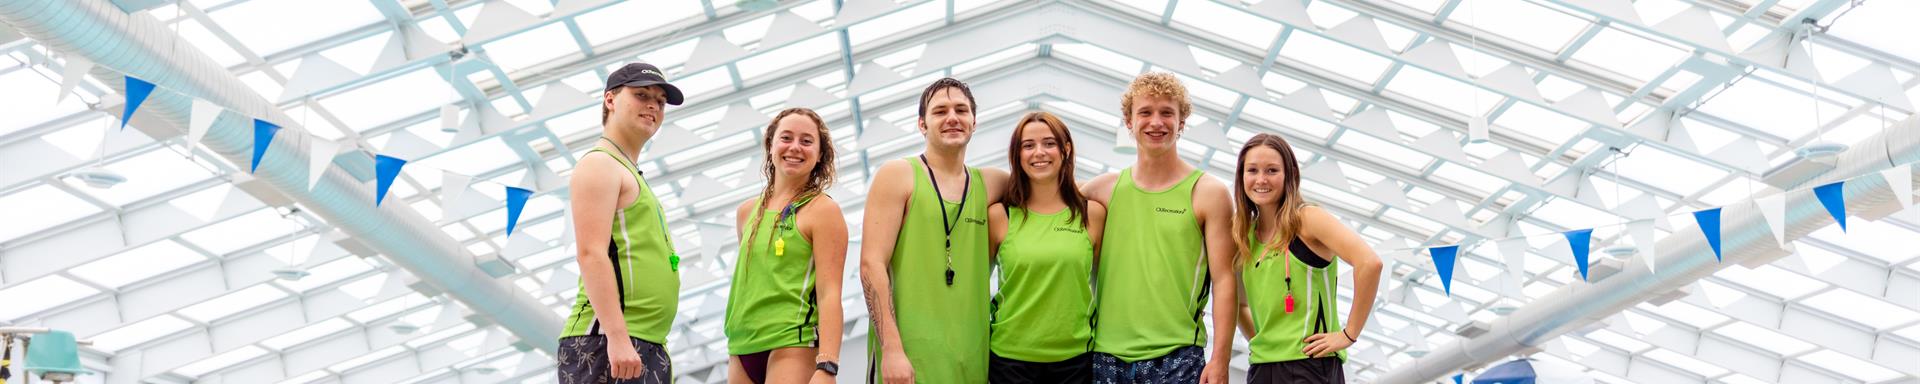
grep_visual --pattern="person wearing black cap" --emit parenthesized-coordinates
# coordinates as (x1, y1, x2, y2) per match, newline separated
(558, 62, 686, 384)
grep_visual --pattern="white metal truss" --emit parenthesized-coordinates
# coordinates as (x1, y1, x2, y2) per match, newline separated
(1, 0, 1916, 383)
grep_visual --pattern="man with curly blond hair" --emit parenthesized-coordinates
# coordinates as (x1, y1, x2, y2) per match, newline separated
(1079, 72, 1238, 384)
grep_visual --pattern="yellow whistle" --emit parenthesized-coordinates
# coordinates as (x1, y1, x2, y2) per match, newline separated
(774, 238, 786, 256)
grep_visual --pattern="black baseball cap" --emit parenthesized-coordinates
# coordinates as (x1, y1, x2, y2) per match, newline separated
(605, 62, 684, 105)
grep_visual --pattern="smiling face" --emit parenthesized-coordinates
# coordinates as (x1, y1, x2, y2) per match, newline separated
(918, 87, 976, 150)
(769, 113, 823, 180)
(1127, 94, 1185, 153)
(1240, 146, 1287, 208)
(604, 85, 668, 140)
(1016, 120, 1069, 183)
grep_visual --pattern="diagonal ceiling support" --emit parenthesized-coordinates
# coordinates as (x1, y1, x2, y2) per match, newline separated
(0, 0, 563, 354)
(1378, 115, 1920, 383)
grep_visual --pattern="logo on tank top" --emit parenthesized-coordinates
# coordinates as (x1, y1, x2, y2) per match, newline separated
(964, 217, 987, 226)
(1155, 207, 1188, 215)
(1053, 226, 1085, 234)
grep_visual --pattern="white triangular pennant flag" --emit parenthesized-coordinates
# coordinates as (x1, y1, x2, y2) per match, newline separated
(697, 222, 731, 262)
(372, 24, 446, 72)
(187, 98, 222, 157)
(1756, 194, 1788, 247)
(307, 139, 340, 192)
(1480, 150, 1541, 187)
(787, 82, 836, 108)
(680, 175, 730, 201)
(1342, 107, 1399, 141)
(835, 0, 896, 24)
(1784, 37, 1823, 82)
(1628, 219, 1657, 274)
(1707, 137, 1770, 175)
(462, 0, 541, 44)
(1833, 63, 1915, 112)
(1498, 237, 1529, 278)
(1616, 194, 1672, 231)
(1212, 64, 1266, 97)
(1327, 15, 1391, 53)
(1278, 86, 1335, 121)
(1361, 180, 1412, 209)
(279, 54, 363, 102)
(858, 118, 910, 148)
(1394, 325, 1428, 349)
(719, 102, 771, 133)
(1250, 0, 1312, 26)
(551, 0, 614, 18)
(1400, 40, 1468, 79)
(846, 60, 906, 95)
(1419, 198, 1469, 228)
(1435, 300, 1469, 324)
(684, 33, 751, 73)
(1664, 116, 1701, 153)
(1884, 163, 1912, 210)
(1651, 6, 1733, 53)
(1551, 88, 1621, 127)
(1413, 130, 1470, 164)
(521, 163, 565, 191)
(763, 11, 827, 47)
(382, 130, 442, 160)
(57, 53, 94, 103)
(1184, 121, 1229, 149)
(502, 232, 547, 259)
(649, 124, 702, 154)
(543, 268, 579, 295)
(531, 84, 589, 119)
(1565, 0, 1644, 24)
(1477, 64, 1544, 102)
(1303, 159, 1351, 191)
(441, 170, 474, 206)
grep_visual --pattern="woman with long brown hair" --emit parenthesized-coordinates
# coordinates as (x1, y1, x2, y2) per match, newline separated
(985, 111, 1105, 383)
(1231, 133, 1383, 383)
(725, 108, 848, 384)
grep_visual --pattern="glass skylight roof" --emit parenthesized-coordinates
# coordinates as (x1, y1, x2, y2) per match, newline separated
(2, 0, 1917, 383)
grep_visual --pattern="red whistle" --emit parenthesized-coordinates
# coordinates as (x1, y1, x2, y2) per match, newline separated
(1284, 294, 1296, 313)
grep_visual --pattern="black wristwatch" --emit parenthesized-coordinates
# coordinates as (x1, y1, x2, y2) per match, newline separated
(816, 361, 839, 376)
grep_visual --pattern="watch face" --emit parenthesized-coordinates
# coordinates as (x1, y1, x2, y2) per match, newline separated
(817, 361, 839, 375)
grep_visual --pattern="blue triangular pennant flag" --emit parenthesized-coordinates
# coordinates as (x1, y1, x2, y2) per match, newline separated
(505, 186, 533, 238)
(1566, 228, 1594, 281)
(1693, 207, 1723, 261)
(1814, 181, 1847, 232)
(121, 76, 156, 131)
(374, 154, 408, 207)
(252, 119, 281, 173)
(1430, 245, 1460, 296)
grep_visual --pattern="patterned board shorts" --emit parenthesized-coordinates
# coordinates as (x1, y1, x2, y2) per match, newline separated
(557, 335, 673, 384)
(1090, 346, 1204, 384)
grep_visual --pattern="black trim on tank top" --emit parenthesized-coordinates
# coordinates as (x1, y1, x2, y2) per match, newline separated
(1289, 239, 1331, 268)
(590, 239, 627, 335)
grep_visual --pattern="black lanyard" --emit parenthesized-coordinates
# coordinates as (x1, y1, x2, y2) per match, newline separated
(921, 155, 969, 286)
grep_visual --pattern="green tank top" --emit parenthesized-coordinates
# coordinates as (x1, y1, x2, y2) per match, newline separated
(1243, 230, 1346, 364)
(560, 148, 680, 345)
(989, 206, 1095, 363)
(1092, 168, 1210, 362)
(724, 197, 821, 355)
(868, 158, 990, 383)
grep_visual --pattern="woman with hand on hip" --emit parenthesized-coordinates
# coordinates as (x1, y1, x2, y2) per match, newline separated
(1232, 133, 1383, 383)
